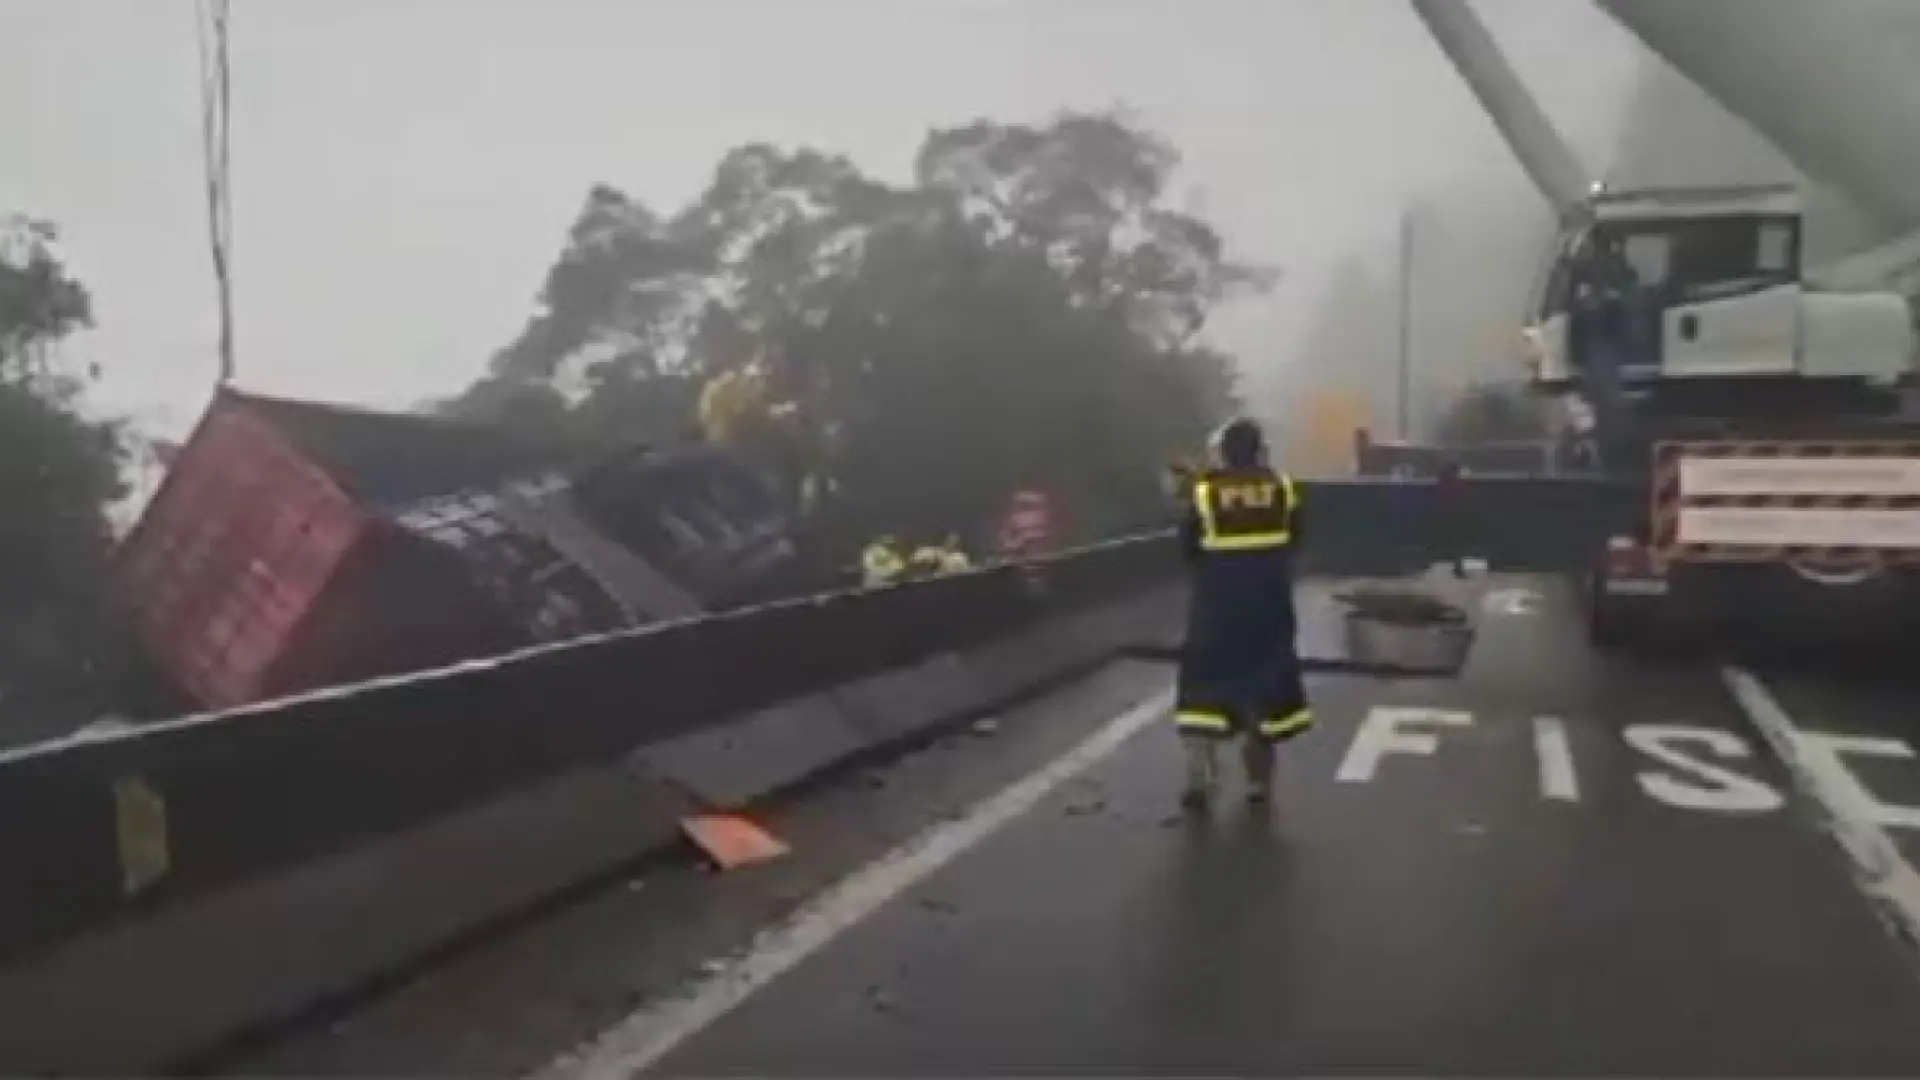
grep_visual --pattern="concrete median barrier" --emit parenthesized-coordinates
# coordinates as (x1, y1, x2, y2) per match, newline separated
(0, 553, 1081, 971)
(633, 694, 872, 811)
(0, 531, 1190, 1074)
(830, 654, 983, 748)
(0, 756, 698, 1077)
(0, 479, 1618, 1073)
(956, 584, 1186, 707)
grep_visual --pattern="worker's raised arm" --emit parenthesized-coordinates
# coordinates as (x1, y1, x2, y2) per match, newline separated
(1177, 496, 1203, 563)
(1283, 472, 1305, 549)
(1165, 463, 1202, 563)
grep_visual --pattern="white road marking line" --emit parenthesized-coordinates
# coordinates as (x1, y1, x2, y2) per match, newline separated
(1334, 706, 1471, 784)
(1789, 732, 1920, 831)
(1721, 666, 1920, 955)
(1533, 716, 1579, 802)
(529, 687, 1177, 1080)
(1623, 723, 1782, 814)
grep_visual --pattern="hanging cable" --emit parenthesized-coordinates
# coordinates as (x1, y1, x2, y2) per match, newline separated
(195, 0, 235, 386)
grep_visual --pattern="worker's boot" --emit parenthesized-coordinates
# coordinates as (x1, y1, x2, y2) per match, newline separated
(1180, 736, 1219, 811)
(1242, 734, 1276, 806)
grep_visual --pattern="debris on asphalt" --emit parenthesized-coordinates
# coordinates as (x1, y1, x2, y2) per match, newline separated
(1335, 585, 1472, 626)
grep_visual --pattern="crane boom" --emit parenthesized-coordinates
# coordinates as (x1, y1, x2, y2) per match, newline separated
(1408, 0, 1593, 217)
(1595, 0, 1920, 237)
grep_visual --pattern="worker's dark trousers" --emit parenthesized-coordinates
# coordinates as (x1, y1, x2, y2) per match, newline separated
(1175, 557, 1312, 744)
(1429, 495, 1467, 576)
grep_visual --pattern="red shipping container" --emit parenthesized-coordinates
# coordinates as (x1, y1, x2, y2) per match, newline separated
(115, 399, 366, 710)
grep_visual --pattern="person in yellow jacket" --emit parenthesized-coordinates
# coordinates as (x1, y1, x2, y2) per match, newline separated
(1175, 418, 1311, 811)
(699, 354, 840, 519)
(697, 362, 771, 448)
(908, 535, 972, 577)
(936, 535, 972, 575)
(907, 540, 945, 580)
(861, 535, 907, 588)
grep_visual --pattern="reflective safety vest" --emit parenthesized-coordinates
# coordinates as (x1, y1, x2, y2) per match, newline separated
(1191, 468, 1297, 552)
(862, 541, 906, 587)
(911, 545, 971, 575)
(909, 546, 946, 575)
(698, 365, 768, 445)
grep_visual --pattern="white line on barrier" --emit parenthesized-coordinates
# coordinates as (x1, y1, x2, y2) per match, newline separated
(1721, 667, 1920, 957)
(529, 687, 1177, 1080)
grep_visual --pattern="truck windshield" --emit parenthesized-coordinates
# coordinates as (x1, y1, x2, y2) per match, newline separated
(1597, 214, 1800, 305)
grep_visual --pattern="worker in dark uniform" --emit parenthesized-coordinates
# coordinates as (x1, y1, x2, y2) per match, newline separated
(1175, 417, 1312, 810)
(861, 535, 907, 588)
(1434, 455, 1469, 579)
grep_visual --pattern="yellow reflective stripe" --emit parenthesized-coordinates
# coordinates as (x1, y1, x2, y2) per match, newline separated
(1192, 481, 1219, 540)
(863, 548, 906, 583)
(1258, 709, 1313, 737)
(1176, 710, 1232, 732)
(1192, 474, 1294, 551)
(1199, 531, 1290, 552)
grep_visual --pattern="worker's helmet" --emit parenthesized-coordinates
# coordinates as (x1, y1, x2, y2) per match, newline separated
(1210, 417, 1267, 469)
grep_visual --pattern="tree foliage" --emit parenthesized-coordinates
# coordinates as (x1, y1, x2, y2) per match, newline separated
(445, 109, 1270, 547)
(0, 215, 125, 714)
(0, 217, 94, 381)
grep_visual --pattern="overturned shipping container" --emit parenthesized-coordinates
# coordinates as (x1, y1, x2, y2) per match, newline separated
(113, 388, 800, 713)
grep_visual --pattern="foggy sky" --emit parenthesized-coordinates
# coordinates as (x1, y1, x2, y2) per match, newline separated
(2, 0, 1648, 444)
(1611, 47, 1892, 268)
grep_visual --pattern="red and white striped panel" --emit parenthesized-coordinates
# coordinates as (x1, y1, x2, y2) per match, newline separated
(1651, 439, 1920, 567)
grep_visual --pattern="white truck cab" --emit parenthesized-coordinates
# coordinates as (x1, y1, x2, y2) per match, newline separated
(1522, 183, 1914, 393)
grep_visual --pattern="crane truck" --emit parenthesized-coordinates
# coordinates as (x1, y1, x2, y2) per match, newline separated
(1409, 0, 1920, 649)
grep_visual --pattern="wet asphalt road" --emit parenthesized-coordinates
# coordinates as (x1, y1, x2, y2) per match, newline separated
(634, 575, 1920, 1077)
(234, 573, 1920, 1077)
(1741, 662, 1920, 869)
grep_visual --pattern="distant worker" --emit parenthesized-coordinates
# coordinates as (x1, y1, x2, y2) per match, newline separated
(861, 535, 907, 588)
(697, 362, 770, 447)
(907, 539, 948, 580)
(1175, 416, 1312, 811)
(1575, 233, 1639, 307)
(1571, 233, 1648, 380)
(936, 535, 972, 575)
(998, 487, 1056, 561)
(1434, 456, 1470, 580)
(903, 536, 971, 577)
